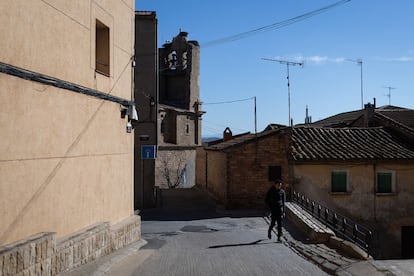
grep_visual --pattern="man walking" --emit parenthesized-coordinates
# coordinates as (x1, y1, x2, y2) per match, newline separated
(265, 179, 286, 241)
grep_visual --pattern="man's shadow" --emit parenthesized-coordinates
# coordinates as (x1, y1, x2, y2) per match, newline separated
(208, 239, 280, 249)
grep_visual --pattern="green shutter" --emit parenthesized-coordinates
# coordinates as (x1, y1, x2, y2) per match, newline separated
(331, 171, 347, 192)
(377, 172, 392, 193)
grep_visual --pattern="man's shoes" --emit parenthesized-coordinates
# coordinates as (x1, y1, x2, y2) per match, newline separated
(277, 236, 281, 242)
(268, 230, 272, 239)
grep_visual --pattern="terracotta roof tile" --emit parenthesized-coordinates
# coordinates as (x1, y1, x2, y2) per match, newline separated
(376, 105, 414, 129)
(291, 127, 414, 161)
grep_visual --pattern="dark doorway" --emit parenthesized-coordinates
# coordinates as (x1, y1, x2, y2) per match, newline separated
(401, 226, 414, 258)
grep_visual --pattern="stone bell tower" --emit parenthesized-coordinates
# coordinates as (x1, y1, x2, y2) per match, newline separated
(159, 31, 200, 112)
(156, 31, 204, 189)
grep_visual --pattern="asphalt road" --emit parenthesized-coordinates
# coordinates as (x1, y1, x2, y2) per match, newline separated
(107, 216, 328, 276)
(109, 187, 328, 275)
(62, 188, 414, 275)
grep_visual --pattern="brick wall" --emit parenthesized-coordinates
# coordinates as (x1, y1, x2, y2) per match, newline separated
(200, 132, 291, 209)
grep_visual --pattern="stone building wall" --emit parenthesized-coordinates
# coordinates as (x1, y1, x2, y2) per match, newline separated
(0, 216, 140, 275)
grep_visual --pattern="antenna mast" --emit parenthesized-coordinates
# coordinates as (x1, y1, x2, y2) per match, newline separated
(383, 86, 396, 105)
(347, 58, 363, 109)
(262, 58, 304, 126)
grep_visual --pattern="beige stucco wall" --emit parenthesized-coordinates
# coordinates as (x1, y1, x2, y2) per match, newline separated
(293, 162, 414, 258)
(293, 163, 414, 221)
(195, 147, 206, 189)
(0, 0, 135, 246)
(205, 151, 227, 205)
(293, 163, 376, 220)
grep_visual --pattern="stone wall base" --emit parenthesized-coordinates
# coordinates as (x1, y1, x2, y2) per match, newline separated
(0, 215, 141, 275)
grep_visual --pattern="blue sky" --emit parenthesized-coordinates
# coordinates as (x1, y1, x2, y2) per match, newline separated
(136, 0, 414, 137)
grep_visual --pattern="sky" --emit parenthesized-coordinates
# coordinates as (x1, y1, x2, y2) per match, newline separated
(135, 0, 414, 137)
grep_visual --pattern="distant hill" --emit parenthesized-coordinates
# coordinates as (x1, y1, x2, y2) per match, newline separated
(202, 136, 220, 143)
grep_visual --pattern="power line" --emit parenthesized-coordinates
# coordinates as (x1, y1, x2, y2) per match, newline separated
(203, 0, 351, 47)
(203, 97, 255, 105)
(203, 96, 257, 134)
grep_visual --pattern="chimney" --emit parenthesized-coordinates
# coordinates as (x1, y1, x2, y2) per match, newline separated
(223, 127, 233, 142)
(364, 100, 376, 127)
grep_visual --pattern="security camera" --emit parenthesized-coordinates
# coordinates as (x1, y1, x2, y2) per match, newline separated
(126, 121, 132, 133)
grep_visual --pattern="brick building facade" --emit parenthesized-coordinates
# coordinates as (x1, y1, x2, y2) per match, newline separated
(197, 129, 290, 209)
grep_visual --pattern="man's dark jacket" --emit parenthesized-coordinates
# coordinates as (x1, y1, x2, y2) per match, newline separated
(265, 186, 285, 214)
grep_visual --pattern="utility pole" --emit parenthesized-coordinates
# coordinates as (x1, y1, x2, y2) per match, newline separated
(347, 59, 364, 109)
(262, 58, 304, 126)
(383, 86, 396, 105)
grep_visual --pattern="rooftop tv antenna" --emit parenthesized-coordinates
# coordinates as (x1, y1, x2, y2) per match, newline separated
(383, 86, 396, 105)
(262, 58, 304, 126)
(346, 58, 364, 109)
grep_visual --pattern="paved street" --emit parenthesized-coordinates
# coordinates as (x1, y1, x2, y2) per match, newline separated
(116, 216, 328, 276)
(63, 187, 414, 275)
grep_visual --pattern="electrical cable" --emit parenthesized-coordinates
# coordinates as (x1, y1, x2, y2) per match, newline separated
(0, 61, 133, 107)
(203, 97, 255, 105)
(203, 0, 351, 47)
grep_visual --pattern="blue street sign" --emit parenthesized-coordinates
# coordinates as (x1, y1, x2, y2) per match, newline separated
(141, 145, 156, 159)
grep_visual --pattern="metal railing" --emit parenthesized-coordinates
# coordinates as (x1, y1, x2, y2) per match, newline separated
(292, 191, 372, 253)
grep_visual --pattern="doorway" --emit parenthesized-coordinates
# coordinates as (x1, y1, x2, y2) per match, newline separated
(401, 226, 414, 258)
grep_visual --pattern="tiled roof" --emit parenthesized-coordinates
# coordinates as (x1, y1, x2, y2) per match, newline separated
(311, 105, 414, 130)
(205, 128, 287, 151)
(206, 133, 257, 151)
(291, 127, 414, 161)
(376, 105, 414, 129)
(311, 110, 363, 127)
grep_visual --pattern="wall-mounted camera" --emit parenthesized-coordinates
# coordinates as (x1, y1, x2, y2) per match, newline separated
(126, 122, 132, 133)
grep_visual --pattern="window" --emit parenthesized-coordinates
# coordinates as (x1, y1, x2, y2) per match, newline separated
(268, 166, 282, 182)
(331, 171, 348, 193)
(95, 20, 110, 76)
(185, 123, 190, 135)
(376, 171, 395, 193)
